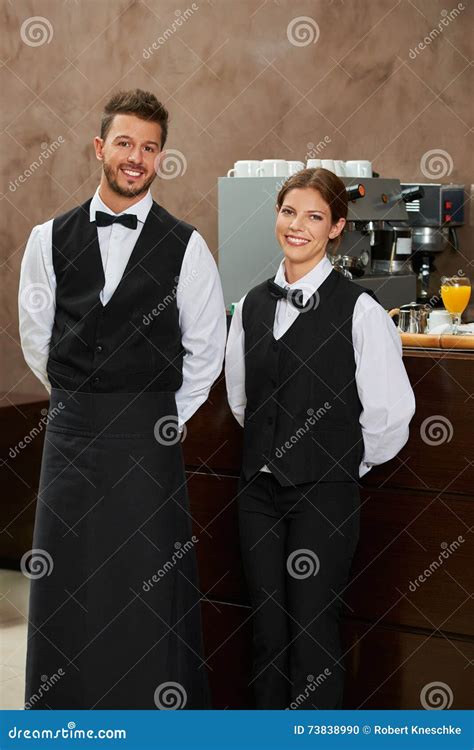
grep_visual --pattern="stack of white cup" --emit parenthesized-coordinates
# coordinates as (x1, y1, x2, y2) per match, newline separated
(307, 159, 372, 177)
(227, 160, 304, 177)
(226, 159, 373, 178)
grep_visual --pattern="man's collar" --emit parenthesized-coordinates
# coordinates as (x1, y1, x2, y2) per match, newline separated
(89, 186, 153, 224)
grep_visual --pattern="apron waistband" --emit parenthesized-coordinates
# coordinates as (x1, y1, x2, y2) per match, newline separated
(47, 388, 178, 438)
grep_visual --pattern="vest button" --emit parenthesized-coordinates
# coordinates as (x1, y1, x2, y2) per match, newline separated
(95, 345, 103, 353)
(272, 342, 278, 351)
(92, 376, 100, 384)
(267, 416, 274, 425)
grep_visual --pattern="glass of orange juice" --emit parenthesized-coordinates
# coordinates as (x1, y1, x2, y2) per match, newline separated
(440, 276, 471, 334)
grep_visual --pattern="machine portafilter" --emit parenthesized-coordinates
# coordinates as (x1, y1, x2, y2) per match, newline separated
(329, 183, 367, 278)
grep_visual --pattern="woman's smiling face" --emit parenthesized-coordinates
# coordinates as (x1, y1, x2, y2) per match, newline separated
(275, 187, 346, 268)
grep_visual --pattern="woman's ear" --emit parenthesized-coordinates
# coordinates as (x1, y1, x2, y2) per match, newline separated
(328, 217, 346, 239)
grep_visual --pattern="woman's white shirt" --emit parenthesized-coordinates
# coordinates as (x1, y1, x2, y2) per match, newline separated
(225, 254, 416, 478)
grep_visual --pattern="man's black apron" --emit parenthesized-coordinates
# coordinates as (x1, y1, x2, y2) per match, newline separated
(24, 199, 211, 709)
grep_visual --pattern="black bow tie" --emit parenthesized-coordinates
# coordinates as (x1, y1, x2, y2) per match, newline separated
(267, 279, 310, 311)
(95, 210, 138, 229)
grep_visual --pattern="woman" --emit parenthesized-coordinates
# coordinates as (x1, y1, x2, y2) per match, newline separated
(225, 168, 415, 709)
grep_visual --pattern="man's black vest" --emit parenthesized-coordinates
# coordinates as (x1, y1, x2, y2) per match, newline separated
(47, 198, 194, 393)
(241, 269, 379, 486)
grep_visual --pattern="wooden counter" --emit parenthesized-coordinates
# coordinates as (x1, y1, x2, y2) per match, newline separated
(2, 345, 473, 709)
(400, 332, 474, 350)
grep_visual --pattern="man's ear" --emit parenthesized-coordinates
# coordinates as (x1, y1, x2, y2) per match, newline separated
(94, 136, 104, 161)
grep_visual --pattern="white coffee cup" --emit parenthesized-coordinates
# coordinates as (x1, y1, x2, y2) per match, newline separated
(427, 309, 452, 331)
(227, 160, 263, 177)
(334, 160, 346, 176)
(259, 159, 289, 177)
(306, 159, 322, 168)
(287, 160, 305, 175)
(345, 160, 373, 177)
(321, 159, 336, 173)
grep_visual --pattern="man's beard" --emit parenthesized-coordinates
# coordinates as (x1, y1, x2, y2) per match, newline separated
(103, 161, 157, 198)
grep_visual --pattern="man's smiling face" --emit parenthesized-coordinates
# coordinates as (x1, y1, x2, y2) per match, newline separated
(95, 113, 163, 198)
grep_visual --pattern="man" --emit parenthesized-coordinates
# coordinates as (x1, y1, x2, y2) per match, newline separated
(19, 88, 226, 709)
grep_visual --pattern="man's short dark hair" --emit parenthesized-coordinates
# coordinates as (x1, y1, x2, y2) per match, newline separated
(101, 89, 169, 149)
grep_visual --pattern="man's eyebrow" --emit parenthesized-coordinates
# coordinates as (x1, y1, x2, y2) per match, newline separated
(113, 135, 160, 146)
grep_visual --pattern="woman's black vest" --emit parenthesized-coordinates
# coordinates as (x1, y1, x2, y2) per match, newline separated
(241, 269, 379, 486)
(46, 198, 194, 393)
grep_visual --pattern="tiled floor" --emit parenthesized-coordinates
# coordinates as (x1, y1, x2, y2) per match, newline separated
(0, 569, 29, 710)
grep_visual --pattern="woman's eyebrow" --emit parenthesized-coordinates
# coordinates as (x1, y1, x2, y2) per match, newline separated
(282, 204, 327, 214)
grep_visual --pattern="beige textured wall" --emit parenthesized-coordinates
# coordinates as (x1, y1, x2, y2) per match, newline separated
(2, 0, 472, 397)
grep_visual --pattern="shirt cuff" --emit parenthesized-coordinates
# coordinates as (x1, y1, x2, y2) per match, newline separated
(359, 461, 373, 478)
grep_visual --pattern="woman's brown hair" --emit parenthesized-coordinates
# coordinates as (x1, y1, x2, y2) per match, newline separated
(100, 89, 169, 150)
(276, 168, 348, 255)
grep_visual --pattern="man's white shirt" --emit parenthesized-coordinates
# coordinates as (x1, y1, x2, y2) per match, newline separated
(18, 187, 227, 429)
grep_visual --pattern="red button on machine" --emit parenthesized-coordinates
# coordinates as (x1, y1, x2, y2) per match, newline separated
(444, 214, 452, 222)
(445, 200, 453, 209)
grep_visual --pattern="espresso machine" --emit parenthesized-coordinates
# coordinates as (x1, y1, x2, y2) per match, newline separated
(400, 182, 465, 302)
(331, 179, 424, 305)
(218, 175, 422, 309)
